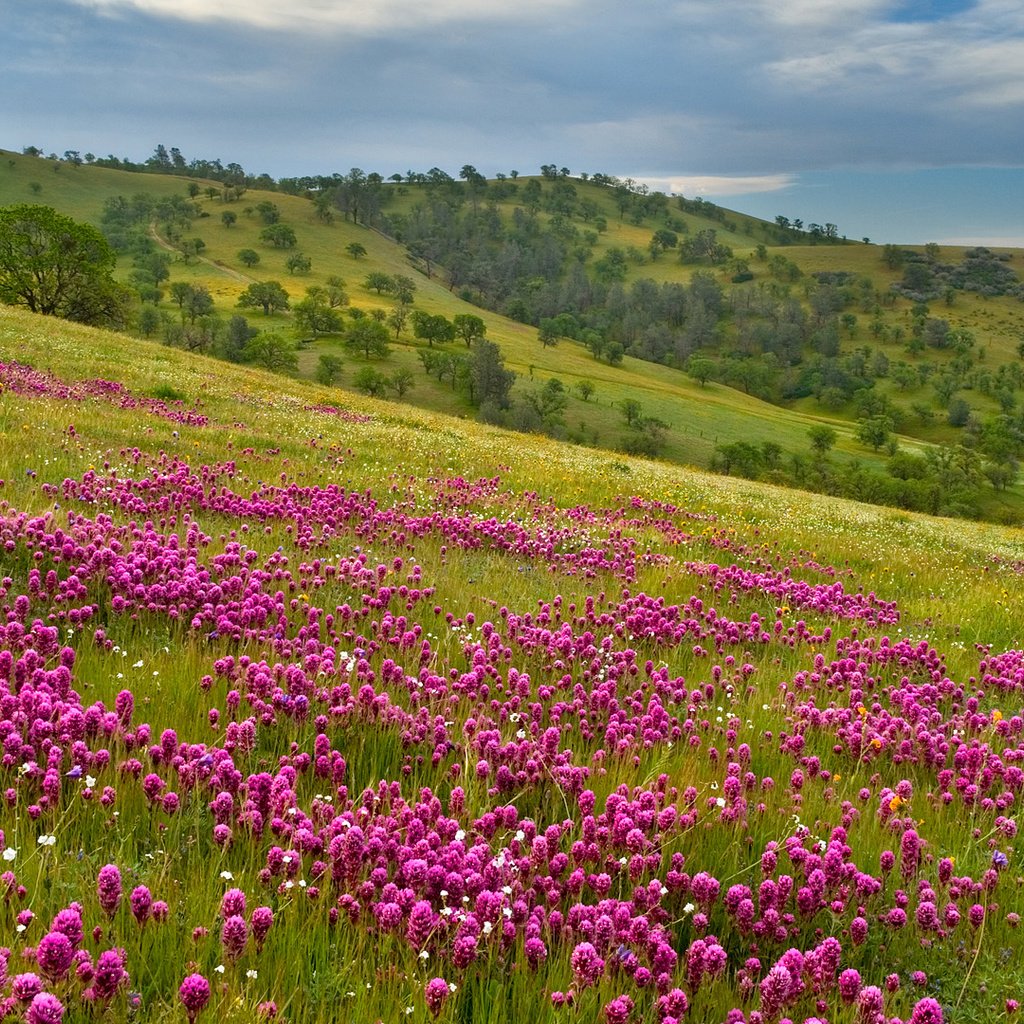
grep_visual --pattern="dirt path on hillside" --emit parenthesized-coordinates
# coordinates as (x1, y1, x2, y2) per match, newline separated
(148, 222, 256, 284)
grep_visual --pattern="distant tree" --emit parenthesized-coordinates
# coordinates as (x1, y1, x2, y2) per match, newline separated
(221, 211, 237, 228)
(237, 281, 291, 316)
(947, 397, 972, 427)
(575, 379, 595, 402)
(686, 355, 716, 387)
(0, 204, 128, 326)
(387, 303, 411, 339)
(255, 201, 280, 225)
(354, 366, 388, 397)
(619, 398, 643, 427)
(285, 252, 312, 275)
(220, 314, 258, 362)
(453, 313, 486, 348)
(293, 294, 343, 338)
(469, 339, 515, 408)
(410, 310, 455, 347)
(315, 353, 344, 386)
(537, 319, 560, 347)
(180, 237, 205, 264)
(364, 271, 394, 294)
(391, 274, 417, 303)
(345, 318, 391, 359)
(325, 276, 349, 308)
(345, 242, 367, 260)
(388, 368, 415, 397)
(856, 416, 894, 451)
(808, 424, 838, 455)
(137, 305, 161, 338)
(182, 284, 213, 323)
(260, 224, 297, 248)
(528, 377, 569, 429)
(243, 332, 298, 372)
(237, 248, 261, 268)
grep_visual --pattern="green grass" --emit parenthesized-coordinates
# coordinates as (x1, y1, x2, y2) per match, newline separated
(2, 307, 1024, 1022)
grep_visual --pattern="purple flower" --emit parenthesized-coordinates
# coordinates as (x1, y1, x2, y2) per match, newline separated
(180, 973, 211, 1022)
(908, 997, 944, 1024)
(221, 888, 246, 919)
(604, 995, 634, 1024)
(221, 914, 248, 960)
(12, 973, 44, 1003)
(839, 968, 862, 1004)
(251, 906, 274, 950)
(93, 948, 129, 1001)
(424, 978, 450, 1017)
(96, 864, 122, 917)
(570, 942, 605, 989)
(51, 907, 84, 946)
(26, 992, 64, 1024)
(129, 886, 152, 926)
(36, 931, 75, 982)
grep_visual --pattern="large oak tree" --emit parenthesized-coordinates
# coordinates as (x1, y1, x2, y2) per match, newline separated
(0, 204, 127, 326)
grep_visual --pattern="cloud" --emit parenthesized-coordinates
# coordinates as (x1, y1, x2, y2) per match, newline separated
(635, 174, 796, 197)
(72, 0, 578, 33)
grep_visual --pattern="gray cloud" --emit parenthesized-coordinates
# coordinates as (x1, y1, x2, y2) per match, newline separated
(2, 0, 1021, 241)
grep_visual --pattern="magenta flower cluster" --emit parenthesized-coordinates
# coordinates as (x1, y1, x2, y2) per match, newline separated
(0, 395, 1018, 1023)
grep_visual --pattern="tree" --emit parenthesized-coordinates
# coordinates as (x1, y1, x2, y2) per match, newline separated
(387, 303, 411, 339)
(221, 211, 237, 228)
(391, 275, 416, 303)
(686, 356, 716, 387)
(237, 248, 261, 268)
(345, 318, 391, 359)
(315, 354, 344, 385)
(255, 201, 280, 225)
(410, 310, 455, 347)
(453, 313, 486, 348)
(260, 224, 297, 248)
(856, 416, 894, 452)
(345, 242, 367, 260)
(0, 204, 128, 326)
(538, 319, 560, 347)
(619, 398, 643, 427)
(220, 314, 258, 362)
(237, 281, 291, 316)
(364, 272, 394, 294)
(575, 379, 595, 402)
(388, 369, 415, 397)
(808, 425, 838, 455)
(354, 366, 388, 396)
(137, 305, 160, 338)
(469, 339, 515, 408)
(285, 252, 312, 275)
(293, 294, 343, 338)
(243, 332, 298, 372)
(182, 284, 213, 323)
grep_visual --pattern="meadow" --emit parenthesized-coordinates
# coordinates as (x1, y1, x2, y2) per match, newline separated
(0, 293, 1023, 1024)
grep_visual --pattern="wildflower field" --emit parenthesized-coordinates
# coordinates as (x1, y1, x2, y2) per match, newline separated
(1, 306, 1023, 1024)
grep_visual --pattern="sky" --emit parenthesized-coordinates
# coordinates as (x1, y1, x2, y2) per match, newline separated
(2, 0, 1023, 245)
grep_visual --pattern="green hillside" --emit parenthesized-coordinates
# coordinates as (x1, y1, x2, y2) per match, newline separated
(2, 148, 1023, 524)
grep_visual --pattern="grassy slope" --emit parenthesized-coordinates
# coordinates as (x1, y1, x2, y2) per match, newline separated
(2, 151, 1023, 516)
(2, 304, 1021, 657)
(2, 308, 1024, 1022)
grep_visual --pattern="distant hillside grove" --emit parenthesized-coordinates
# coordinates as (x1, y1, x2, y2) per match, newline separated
(3, 144, 1024, 524)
